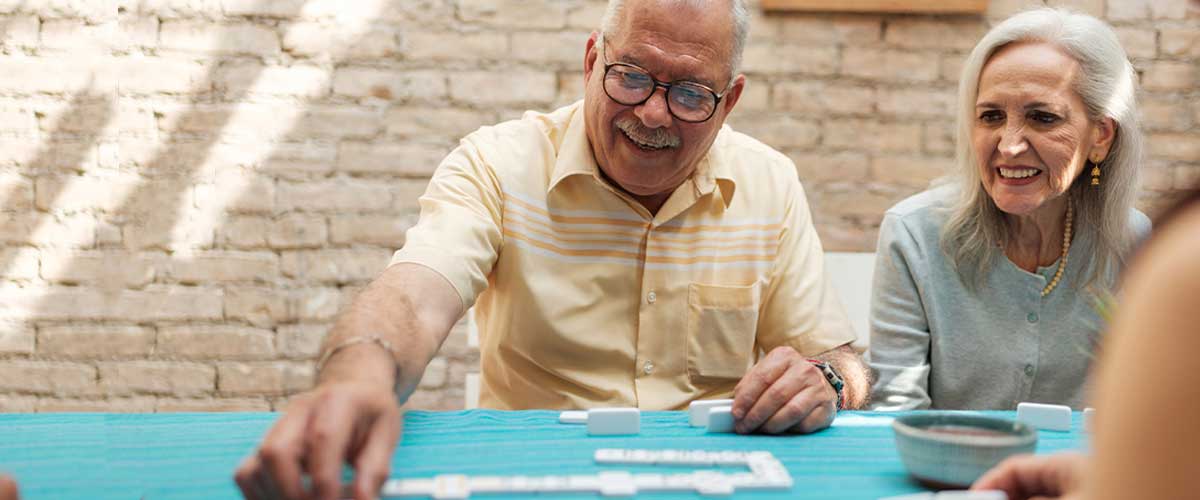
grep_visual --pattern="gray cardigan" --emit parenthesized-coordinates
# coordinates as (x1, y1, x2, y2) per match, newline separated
(868, 187, 1150, 411)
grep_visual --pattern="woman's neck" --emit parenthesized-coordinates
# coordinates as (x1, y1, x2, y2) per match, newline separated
(1004, 197, 1071, 273)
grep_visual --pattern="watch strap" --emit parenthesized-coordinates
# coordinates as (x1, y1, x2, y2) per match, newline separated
(807, 359, 846, 410)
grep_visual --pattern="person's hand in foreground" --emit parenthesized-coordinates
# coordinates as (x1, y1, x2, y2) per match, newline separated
(971, 452, 1087, 500)
(234, 379, 402, 500)
(0, 474, 19, 500)
(730, 346, 841, 434)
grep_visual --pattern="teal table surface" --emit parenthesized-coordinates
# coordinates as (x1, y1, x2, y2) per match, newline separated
(0, 410, 1089, 500)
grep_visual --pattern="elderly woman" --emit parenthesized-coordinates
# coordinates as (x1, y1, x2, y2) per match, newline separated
(868, 8, 1150, 411)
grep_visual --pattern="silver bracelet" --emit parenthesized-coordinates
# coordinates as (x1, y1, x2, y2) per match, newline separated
(315, 335, 400, 377)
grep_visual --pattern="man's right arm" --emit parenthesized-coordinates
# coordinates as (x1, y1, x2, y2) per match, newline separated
(238, 124, 505, 500)
(317, 262, 464, 401)
(235, 263, 463, 500)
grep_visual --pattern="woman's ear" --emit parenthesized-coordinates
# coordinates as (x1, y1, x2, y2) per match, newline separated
(1090, 116, 1117, 162)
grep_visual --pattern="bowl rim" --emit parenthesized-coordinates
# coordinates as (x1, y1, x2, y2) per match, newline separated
(892, 412, 1038, 448)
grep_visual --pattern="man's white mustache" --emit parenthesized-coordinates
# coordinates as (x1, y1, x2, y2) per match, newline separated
(616, 118, 680, 148)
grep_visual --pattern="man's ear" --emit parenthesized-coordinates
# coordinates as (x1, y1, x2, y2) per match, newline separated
(720, 74, 747, 116)
(584, 31, 600, 83)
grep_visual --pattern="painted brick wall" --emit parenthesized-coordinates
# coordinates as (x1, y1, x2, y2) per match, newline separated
(0, 0, 1196, 412)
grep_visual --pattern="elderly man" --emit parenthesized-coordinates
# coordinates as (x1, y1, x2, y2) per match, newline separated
(236, 1, 867, 499)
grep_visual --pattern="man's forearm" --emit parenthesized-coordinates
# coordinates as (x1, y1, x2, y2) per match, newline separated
(815, 344, 872, 410)
(316, 263, 464, 403)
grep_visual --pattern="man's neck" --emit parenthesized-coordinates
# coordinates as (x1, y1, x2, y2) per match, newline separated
(597, 168, 676, 216)
(631, 192, 671, 216)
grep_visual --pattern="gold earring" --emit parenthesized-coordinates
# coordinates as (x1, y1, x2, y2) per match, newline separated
(1091, 162, 1101, 186)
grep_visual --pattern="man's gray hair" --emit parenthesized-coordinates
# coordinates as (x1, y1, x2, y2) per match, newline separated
(599, 0, 749, 82)
(941, 7, 1142, 292)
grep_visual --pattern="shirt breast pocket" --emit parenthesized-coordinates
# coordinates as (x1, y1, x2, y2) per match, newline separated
(687, 282, 761, 385)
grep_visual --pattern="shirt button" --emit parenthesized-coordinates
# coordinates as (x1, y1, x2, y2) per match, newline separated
(1027, 312, 1039, 323)
(1024, 364, 1035, 376)
(647, 291, 657, 304)
(643, 361, 655, 375)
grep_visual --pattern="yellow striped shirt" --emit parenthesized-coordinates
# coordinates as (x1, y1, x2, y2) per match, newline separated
(392, 101, 855, 410)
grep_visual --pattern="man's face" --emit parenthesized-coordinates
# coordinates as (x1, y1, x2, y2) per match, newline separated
(582, 0, 745, 203)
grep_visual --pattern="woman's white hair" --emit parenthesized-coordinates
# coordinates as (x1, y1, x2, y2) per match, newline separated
(941, 7, 1142, 292)
(598, 0, 749, 81)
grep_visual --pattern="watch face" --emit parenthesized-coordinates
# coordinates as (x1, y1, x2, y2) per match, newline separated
(819, 363, 844, 391)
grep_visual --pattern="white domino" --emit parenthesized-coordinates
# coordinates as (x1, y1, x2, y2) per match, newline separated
(598, 471, 636, 496)
(727, 473, 759, 487)
(632, 473, 667, 490)
(432, 474, 469, 499)
(714, 451, 747, 465)
(694, 471, 734, 496)
(706, 406, 735, 433)
(565, 475, 603, 492)
(1016, 402, 1072, 431)
(380, 478, 436, 497)
(587, 408, 640, 436)
(663, 473, 697, 490)
(680, 450, 714, 466)
(628, 449, 655, 464)
(689, 399, 735, 427)
(559, 410, 588, 424)
(935, 490, 1008, 499)
(594, 448, 626, 463)
(551, 475, 601, 493)
(1083, 407, 1095, 433)
(507, 476, 537, 493)
(384, 449, 794, 499)
(466, 476, 510, 494)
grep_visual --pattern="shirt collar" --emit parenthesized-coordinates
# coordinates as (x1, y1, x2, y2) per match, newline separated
(548, 101, 737, 208)
(547, 102, 599, 191)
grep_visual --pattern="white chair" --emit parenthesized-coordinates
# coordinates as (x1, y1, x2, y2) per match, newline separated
(823, 252, 876, 355)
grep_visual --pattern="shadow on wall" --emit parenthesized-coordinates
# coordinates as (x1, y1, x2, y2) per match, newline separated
(0, 0, 495, 411)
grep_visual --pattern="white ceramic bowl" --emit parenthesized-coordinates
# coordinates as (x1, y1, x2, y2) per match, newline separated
(892, 412, 1038, 489)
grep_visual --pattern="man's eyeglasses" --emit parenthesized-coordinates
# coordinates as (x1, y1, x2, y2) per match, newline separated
(601, 40, 728, 123)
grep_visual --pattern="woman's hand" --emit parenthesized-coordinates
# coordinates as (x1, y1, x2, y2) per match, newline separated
(971, 452, 1087, 500)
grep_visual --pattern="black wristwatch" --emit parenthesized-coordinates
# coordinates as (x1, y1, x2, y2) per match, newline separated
(808, 359, 845, 410)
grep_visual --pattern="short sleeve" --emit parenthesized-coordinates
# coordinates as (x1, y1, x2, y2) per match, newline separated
(390, 138, 504, 311)
(755, 177, 857, 357)
(867, 212, 933, 410)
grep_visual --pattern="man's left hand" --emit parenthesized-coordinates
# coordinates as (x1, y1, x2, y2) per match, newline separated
(731, 346, 837, 434)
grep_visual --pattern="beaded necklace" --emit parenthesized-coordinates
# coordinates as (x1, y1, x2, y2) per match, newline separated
(1040, 203, 1073, 297)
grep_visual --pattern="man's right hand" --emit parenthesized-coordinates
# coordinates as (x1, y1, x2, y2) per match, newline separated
(0, 474, 18, 500)
(234, 381, 402, 500)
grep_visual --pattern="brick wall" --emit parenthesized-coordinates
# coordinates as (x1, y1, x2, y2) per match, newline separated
(0, 0, 1195, 412)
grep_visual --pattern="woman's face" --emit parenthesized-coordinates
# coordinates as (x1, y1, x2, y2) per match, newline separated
(972, 41, 1115, 217)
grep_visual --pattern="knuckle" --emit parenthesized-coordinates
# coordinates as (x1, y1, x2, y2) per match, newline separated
(763, 385, 791, 405)
(769, 345, 794, 359)
(233, 465, 254, 484)
(370, 468, 390, 487)
(750, 370, 773, 386)
(306, 425, 334, 450)
(783, 399, 809, 418)
(258, 442, 290, 465)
